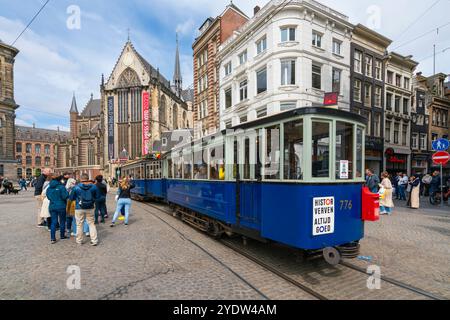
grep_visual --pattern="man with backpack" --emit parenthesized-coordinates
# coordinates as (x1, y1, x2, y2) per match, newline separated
(70, 174, 100, 246)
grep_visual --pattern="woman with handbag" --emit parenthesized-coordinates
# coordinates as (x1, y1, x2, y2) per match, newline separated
(40, 176, 52, 231)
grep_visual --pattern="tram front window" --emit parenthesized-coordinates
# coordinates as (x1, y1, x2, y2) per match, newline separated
(284, 119, 303, 180)
(311, 121, 330, 178)
(336, 122, 354, 180)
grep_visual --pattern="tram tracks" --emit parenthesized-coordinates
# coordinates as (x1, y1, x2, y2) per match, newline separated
(139, 201, 444, 301)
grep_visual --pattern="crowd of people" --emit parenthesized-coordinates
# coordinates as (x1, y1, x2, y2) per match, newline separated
(366, 169, 450, 216)
(33, 169, 135, 245)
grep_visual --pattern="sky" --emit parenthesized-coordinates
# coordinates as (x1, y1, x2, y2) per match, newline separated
(0, 0, 449, 131)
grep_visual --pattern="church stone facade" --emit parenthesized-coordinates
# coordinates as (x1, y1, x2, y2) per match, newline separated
(101, 40, 193, 178)
(0, 41, 19, 179)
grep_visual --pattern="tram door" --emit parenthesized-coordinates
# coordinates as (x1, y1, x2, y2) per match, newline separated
(237, 132, 262, 228)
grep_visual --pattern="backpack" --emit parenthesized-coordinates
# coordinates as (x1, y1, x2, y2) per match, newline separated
(78, 186, 95, 209)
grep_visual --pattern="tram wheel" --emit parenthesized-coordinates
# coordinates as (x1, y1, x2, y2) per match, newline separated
(323, 247, 341, 266)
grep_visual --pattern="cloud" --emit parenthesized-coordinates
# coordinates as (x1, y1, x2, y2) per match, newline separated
(176, 19, 196, 36)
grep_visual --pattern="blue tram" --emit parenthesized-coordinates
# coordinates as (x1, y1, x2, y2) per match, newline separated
(121, 107, 378, 264)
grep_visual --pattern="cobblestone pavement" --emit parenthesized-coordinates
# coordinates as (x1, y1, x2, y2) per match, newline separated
(0, 191, 311, 300)
(0, 190, 448, 300)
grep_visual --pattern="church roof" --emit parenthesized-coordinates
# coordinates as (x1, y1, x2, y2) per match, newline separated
(173, 36, 182, 84)
(70, 94, 78, 113)
(181, 88, 194, 102)
(80, 96, 101, 117)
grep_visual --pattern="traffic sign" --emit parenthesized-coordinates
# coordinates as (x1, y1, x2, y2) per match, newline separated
(432, 138, 449, 152)
(432, 151, 450, 165)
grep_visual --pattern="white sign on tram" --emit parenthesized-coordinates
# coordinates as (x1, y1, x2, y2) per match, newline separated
(313, 197, 335, 236)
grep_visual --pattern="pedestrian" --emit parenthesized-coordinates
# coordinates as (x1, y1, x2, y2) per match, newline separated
(379, 172, 395, 215)
(422, 173, 432, 197)
(40, 175, 52, 230)
(34, 168, 52, 227)
(365, 169, 380, 194)
(397, 172, 408, 201)
(409, 175, 421, 209)
(46, 174, 69, 244)
(110, 177, 135, 227)
(70, 174, 100, 246)
(94, 175, 108, 224)
(65, 175, 77, 237)
(19, 178, 27, 191)
(429, 171, 441, 205)
(406, 176, 414, 207)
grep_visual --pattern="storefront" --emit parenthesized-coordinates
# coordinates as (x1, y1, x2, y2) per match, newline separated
(365, 137, 384, 175)
(385, 148, 410, 176)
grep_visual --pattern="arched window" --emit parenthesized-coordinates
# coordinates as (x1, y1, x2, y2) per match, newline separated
(159, 95, 167, 131)
(88, 144, 95, 166)
(17, 168, 23, 179)
(26, 168, 32, 179)
(173, 104, 178, 129)
(16, 143, 22, 153)
(26, 143, 32, 154)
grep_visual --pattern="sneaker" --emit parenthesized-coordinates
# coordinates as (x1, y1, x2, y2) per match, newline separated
(85, 233, 90, 237)
(124, 223, 128, 226)
(71, 232, 76, 237)
(51, 240, 57, 244)
(61, 236, 69, 240)
(110, 223, 115, 228)
(90, 241, 98, 247)
(37, 223, 46, 228)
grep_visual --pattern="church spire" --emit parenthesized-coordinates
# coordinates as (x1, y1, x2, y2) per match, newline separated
(173, 33, 182, 97)
(70, 92, 78, 114)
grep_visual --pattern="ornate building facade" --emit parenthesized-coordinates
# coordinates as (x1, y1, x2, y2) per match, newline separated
(16, 125, 69, 179)
(56, 94, 103, 180)
(101, 40, 193, 178)
(0, 41, 19, 179)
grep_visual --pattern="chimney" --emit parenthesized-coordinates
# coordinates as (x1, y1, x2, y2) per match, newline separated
(254, 6, 261, 15)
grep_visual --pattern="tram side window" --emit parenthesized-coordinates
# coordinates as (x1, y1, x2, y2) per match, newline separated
(244, 138, 250, 180)
(209, 143, 225, 180)
(233, 140, 238, 179)
(168, 157, 174, 179)
(174, 151, 183, 179)
(356, 127, 364, 178)
(194, 144, 207, 180)
(146, 165, 151, 179)
(264, 125, 280, 180)
(183, 150, 193, 179)
(284, 120, 303, 180)
(311, 121, 330, 178)
(336, 122, 354, 180)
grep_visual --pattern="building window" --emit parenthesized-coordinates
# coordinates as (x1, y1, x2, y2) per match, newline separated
(332, 68, 341, 93)
(225, 120, 232, 129)
(0, 165, 3, 177)
(312, 64, 321, 90)
(35, 144, 41, 154)
(16, 143, 22, 153)
(364, 84, 372, 106)
(35, 156, 42, 167)
(280, 101, 297, 112)
(281, 59, 296, 86)
(375, 86, 382, 107)
(239, 80, 248, 101)
(395, 96, 400, 113)
(45, 145, 50, 155)
(332, 39, 341, 55)
(17, 155, 22, 165)
(404, 78, 410, 90)
(403, 98, 409, 115)
(365, 56, 373, 77)
(200, 100, 208, 118)
(281, 27, 296, 42)
(312, 31, 322, 48)
(374, 113, 381, 137)
(402, 124, 408, 146)
(375, 60, 382, 80)
(386, 93, 393, 110)
(88, 144, 95, 166)
(394, 123, 399, 144)
(225, 88, 232, 109)
(385, 121, 391, 143)
(26, 143, 32, 154)
(395, 74, 402, 87)
(412, 133, 419, 149)
(240, 115, 248, 124)
(256, 36, 267, 55)
(238, 50, 247, 65)
(45, 157, 50, 166)
(224, 62, 232, 76)
(354, 50, 362, 73)
(257, 67, 267, 94)
(420, 134, 427, 150)
(257, 107, 267, 118)
(387, 71, 393, 84)
(26, 156, 32, 166)
(354, 80, 361, 102)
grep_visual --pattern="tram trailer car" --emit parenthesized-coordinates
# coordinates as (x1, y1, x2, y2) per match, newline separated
(121, 159, 165, 201)
(126, 108, 379, 264)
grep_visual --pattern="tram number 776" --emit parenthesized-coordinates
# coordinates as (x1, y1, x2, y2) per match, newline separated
(340, 200, 353, 211)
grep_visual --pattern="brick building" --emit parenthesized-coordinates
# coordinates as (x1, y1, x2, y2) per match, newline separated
(15, 125, 69, 179)
(56, 94, 103, 180)
(0, 40, 19, 179)
(192, 3, 248, 139)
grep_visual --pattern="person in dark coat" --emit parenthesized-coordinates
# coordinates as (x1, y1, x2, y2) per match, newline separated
(429, 171, 441, 205)
(365, 169, 380, 193)
(94, 175, 108, 224)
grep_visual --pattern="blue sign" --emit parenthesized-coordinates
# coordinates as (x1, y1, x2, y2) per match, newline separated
(432, 138, 449, 152)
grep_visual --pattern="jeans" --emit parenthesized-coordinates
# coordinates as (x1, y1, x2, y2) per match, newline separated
(113, 198, 132, 224)
(398, 185, 406, 200)
(50, 208, 66, 241)
(380, 206, 392, 215)
(95, 199, 107, 223)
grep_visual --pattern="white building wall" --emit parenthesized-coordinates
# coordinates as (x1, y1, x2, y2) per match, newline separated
(218, 3, 352, 130)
